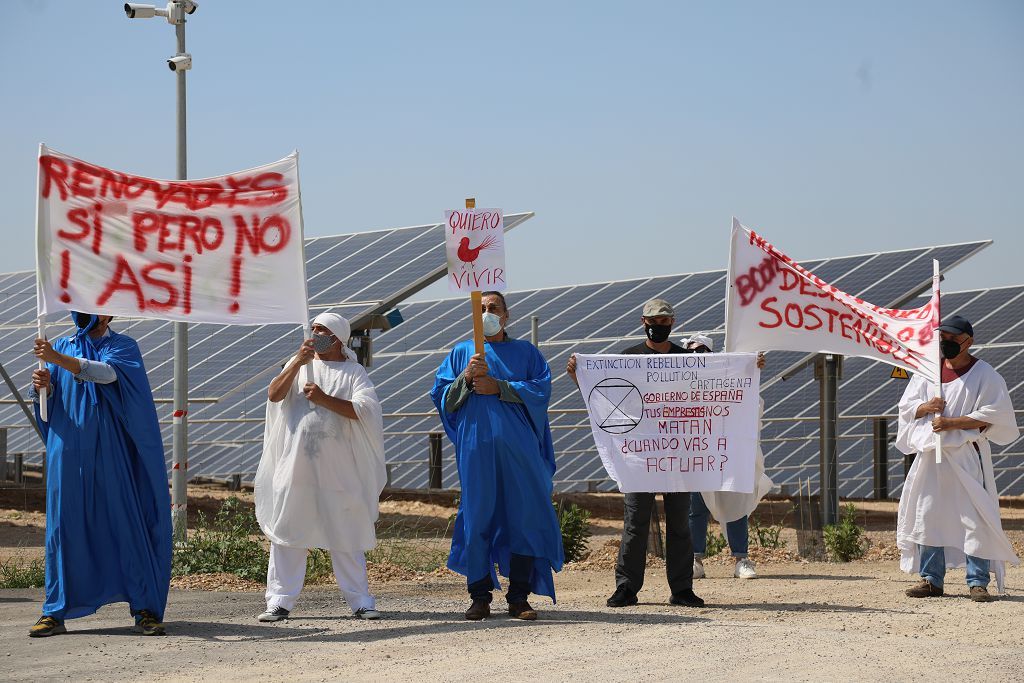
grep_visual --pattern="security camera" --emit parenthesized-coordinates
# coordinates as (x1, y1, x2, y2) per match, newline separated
(124, 3, 158, 18)
(180, 0, 199, 14)
(167, 53, 192, 72)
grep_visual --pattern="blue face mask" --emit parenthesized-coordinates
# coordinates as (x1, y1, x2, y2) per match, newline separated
(71, 311, 98, 331)
(482, 312, 503, 337)
(311, 333, 336, 355)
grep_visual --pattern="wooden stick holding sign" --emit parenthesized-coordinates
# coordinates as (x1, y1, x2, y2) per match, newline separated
(466, 198, 486, 355)
(445, 198, 506, 354)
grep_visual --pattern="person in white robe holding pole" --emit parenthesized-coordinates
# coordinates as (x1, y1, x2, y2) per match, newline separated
(255, 312, 387, 621)
(896, 315, 1019, 602)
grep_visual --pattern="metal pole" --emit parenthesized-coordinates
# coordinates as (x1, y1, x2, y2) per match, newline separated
(817, 354, 839, 526)
(530, 316, 539, 347)
(428, 432, 443, 489)
(170, 17, 189, 542)
(13, 453, 24, 485)
(0, 360, 46, 446)
(872, 417, 889, 500)
(0, 428, 6, 481)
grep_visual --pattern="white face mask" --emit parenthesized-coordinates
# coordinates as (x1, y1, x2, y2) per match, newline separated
(482, 312, 503, 337)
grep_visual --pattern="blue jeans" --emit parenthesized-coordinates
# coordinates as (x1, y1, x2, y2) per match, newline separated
(919, 545, 990, 589)
(689, 493, 748, 558)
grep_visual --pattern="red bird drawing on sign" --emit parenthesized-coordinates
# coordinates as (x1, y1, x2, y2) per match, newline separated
(457, 234, 499, 264)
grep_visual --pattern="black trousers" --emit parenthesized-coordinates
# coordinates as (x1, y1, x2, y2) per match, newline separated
(615, 492, 693, 595)
(467, 553, 533, 603)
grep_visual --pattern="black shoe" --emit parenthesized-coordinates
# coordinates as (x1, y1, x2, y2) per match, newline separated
(257, 606, 291, 623)
(606, 586, 638, 608)
(669, 590, 705, 608)
(508, 601, 538, 620)
(465, 599, 490, 620)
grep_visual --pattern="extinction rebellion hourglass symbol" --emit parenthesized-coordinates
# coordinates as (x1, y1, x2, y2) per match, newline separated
(588, 378, 644, 434)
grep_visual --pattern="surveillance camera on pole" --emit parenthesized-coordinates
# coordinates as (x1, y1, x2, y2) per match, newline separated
(124, 3, 164, 19)
(124, 1, 197, 23)
(167, 53, 192, 72)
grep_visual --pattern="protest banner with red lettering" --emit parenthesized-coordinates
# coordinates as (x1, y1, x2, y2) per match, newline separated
(444, 208, 505, 294)
(725, 218, 941, 385)
(575, 352, 761, 493)
(35, 144, 308, 325)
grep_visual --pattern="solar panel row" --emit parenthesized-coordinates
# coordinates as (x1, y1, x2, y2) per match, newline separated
(126, 239, 996, 498)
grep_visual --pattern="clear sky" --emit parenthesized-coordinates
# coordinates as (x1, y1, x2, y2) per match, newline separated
(2, 1, 1022, 303)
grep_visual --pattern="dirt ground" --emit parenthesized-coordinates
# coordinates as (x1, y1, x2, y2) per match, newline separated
(3, 485, 1024, 681)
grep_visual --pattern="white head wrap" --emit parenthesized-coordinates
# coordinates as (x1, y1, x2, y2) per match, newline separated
(687, 332, 714, 351)
(312, 312, 359, 361)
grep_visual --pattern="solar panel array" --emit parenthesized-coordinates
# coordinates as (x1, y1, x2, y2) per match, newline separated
(368, 240, 996, 494)
(0, 213, 534, 469)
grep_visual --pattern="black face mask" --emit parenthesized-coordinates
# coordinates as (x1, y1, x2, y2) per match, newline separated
(940, 339, 963, 360)
(645, 323, 672, 344)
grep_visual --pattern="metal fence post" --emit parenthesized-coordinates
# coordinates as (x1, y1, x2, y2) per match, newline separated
(816, 354, 841, 526)
(13, 453, 24, 484)
(428, 432, 443, 489)
(872, 417, 889, 500)
(0, 428, 6, 481)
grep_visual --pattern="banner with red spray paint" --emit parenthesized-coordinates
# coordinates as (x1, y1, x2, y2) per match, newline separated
(725, 217, 941, 385)
(444, 207, 506, 294)
(35, 145, 308, 325)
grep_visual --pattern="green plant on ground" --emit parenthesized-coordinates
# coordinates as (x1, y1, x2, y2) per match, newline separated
(704, 528, 728, 557)
(823, 503, 866, 562)
(366, 537, 449, 573)
(364, 512, 453, 574)
(172, 496, 269, 580)
(556, 501, 592, 563)
(306, 548, 334, 582)
(0, 557, 46, 589)
(749, 515, 786, 549)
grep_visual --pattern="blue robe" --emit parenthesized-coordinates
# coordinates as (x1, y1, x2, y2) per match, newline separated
(34, 317, 171, 621)
(431, 337, 564, 601)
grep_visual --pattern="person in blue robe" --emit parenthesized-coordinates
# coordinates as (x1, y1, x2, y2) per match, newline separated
(27, 312, 171, 637)
(431, 291, 564, 621)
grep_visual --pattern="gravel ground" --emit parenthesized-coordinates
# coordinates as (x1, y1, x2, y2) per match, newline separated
(3, 561, 1023, 682)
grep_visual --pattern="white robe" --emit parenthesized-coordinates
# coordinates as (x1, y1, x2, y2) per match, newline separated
(255, 359, 387, 553)
(895, 359, 1020, 593)
(702, 399, 775, 523)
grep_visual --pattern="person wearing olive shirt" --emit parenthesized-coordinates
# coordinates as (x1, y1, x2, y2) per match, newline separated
(567, 298, 703, 609)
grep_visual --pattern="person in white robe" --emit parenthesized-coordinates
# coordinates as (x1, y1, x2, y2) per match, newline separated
(895, 315, 1019, 601)
(683, 334, 775, 581)
(255, 312, 388, 621)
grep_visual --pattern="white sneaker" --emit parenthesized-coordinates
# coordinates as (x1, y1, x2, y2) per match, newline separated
(693, 556, 705, 579)
(734, 558, 757, 579)
(354, 608, 381, 620)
